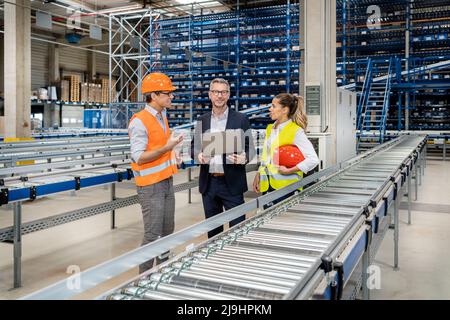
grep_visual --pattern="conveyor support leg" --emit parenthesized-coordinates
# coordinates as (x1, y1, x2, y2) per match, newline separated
(13, 202, 22, 288)
(394, 187, 400, 271)
(111, 183, 116, 230)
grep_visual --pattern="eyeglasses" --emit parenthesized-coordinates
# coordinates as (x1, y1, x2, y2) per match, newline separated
(157, 91, 175, 98)
(210, 90, 230, 96)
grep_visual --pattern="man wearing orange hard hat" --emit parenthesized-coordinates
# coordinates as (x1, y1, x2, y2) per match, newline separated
(128, 72, 183, 273)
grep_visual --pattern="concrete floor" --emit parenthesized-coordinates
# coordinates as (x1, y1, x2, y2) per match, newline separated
(371, 158, 450, 300)
(0, 158, 448, 300)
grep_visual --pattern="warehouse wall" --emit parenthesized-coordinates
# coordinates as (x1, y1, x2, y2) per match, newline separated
(31, 40, 49, 90)
(2, 34, 115, 91)
(3, 39, 53, 91)
(59, 46, 89, 73)
(60, 47, 116, 79)
(95, 51, 110, 77)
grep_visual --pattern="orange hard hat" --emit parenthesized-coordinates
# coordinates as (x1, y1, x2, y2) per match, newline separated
(273, 144, 305, 168)
(141, 72, 176, 94)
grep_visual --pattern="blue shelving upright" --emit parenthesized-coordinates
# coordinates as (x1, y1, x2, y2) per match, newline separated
(337, 0, 450, 131)
(144, 4, 301, 129)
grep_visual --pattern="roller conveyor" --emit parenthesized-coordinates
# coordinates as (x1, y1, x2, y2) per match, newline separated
(0, 134, 206, 289)
(93, 135, 426, 301)
(0, 144, 131, 165)
(0, 136, 130, 153)
(319, 187, 374, 196)
(326, 181, 380, 189)
(0, 134, 200, 204)
(288, 204, 358, 216)
(21, 135, 426, 300)
(299, 196, 367, 207)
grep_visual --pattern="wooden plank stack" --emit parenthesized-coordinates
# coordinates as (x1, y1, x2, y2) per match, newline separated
(64, 75, 80, 102)
(95, 78, 118, 104)
(59, 80, 70, 102)
(98, 79, 110, 104)
(56, 76, 119, 104)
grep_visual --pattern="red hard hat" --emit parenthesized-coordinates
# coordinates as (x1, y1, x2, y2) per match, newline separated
(273, 144, 305, 168)
(141, 72, 176, 94)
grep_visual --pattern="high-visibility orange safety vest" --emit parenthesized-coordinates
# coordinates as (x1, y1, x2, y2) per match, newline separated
(129, 110, 177, 187)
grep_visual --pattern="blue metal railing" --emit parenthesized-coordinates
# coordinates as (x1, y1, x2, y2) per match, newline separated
(356, 58, 373, 132)
(356, 57, 395, 148)
(380, 57, 394, 143)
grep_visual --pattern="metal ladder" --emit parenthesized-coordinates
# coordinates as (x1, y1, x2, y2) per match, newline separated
(357, 58, 394, 151)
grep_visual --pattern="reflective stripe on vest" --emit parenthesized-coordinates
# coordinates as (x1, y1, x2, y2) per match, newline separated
(129, 109, 178, 186)
(132, 158, 177, 177)
(259, 121, 303, 192)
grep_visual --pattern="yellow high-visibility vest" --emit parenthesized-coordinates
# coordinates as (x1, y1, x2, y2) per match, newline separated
(259, 121, 303, 192)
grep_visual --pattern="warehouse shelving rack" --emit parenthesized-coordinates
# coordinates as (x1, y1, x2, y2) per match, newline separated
(337, 0, 450, 135)
(31, 100, 112, 128)
(108, 2, 300, 129)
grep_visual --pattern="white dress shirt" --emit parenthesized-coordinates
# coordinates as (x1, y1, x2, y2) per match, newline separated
(128, 105, 168, 163)
(265, 119, 319, 174)
(208, 107, 229, 174)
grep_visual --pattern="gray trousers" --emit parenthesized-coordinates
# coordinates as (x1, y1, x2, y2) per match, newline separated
(137, 176, 175, 273)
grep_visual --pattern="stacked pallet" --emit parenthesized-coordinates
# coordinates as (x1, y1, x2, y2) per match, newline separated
(97, 79, 108, 104)
(64, 75, 80, 102)
(95, 84, 102, 103)
(80, 83, 89, 102)
(56, 77, 119, 104)
(59, 80, 70, 102)
(98, 79, 109, 104)
(94, 78, 118, 104)
(88, 83, 96, 102)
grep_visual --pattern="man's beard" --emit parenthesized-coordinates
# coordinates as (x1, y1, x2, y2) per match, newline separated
(213, 101, 227, 109)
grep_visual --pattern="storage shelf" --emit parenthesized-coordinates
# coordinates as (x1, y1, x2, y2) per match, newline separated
(31, 100, 110, 107)
(338, 0, 450, 131)
(135, 4, 301, 129)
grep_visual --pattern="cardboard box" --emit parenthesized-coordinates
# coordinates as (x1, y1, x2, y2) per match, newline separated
(80, 83, 89, 102)
(96, 84, 102, 103)
(88, 83, 96, 102)
(59, 80, 70, 102)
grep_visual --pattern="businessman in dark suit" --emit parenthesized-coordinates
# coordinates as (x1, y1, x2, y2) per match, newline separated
(191, 78, 255, 238)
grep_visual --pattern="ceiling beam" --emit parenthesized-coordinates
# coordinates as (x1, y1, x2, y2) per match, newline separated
(53, 0, 97, 12)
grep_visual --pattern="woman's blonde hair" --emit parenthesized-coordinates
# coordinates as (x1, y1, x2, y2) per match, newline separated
(274, 93, 308, 130)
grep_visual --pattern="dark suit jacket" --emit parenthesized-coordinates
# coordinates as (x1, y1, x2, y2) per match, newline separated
(191, 109, 255, 196)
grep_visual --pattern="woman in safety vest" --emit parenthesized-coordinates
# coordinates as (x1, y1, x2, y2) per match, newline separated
(253, 93, 319, 204)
